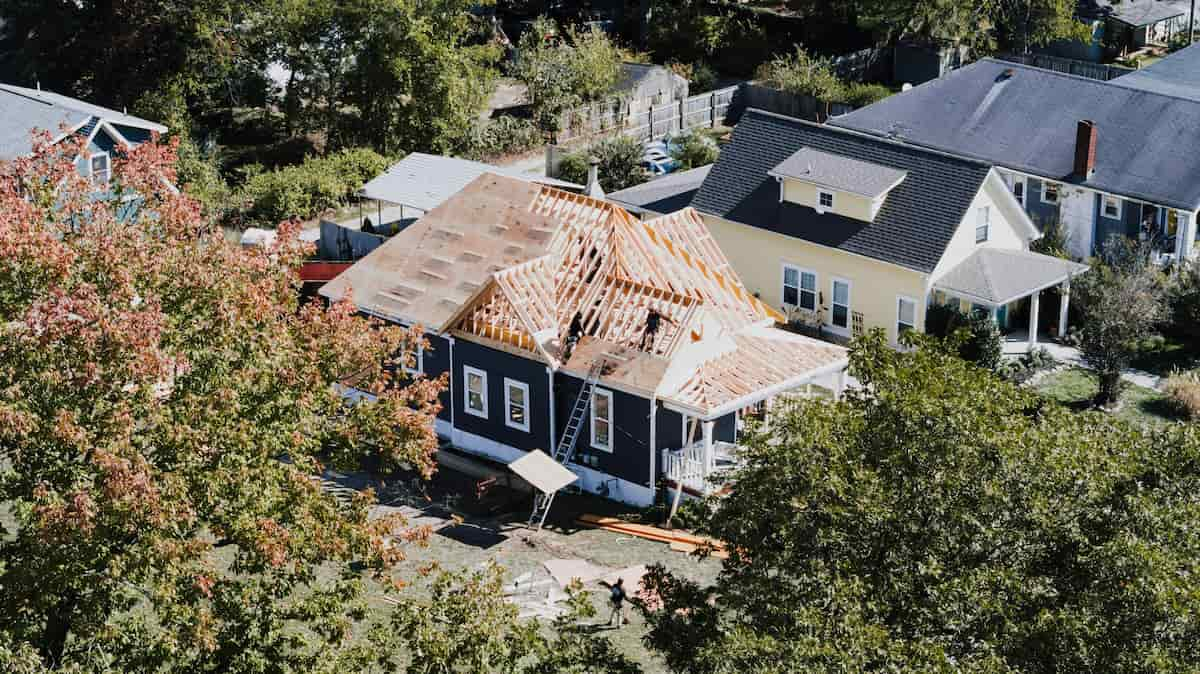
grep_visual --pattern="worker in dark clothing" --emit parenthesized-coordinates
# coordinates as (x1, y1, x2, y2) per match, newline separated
(608, 577, 627, 628)
(638, 308, 675, 351)
(564, 311, 585, 360)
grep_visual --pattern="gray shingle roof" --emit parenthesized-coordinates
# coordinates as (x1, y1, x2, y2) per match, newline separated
(934, 248, 1089, 305)
(769, 147, 907, 198)
(1114, 42, 1200, 101)
(0, 83, 167, 160)
(690, 109, 992, 274)
(831, 58, 1200, 211)
(606, 164, 710, 215)
(358, 153, 582, 211)
(1082, 0, 1189, 26)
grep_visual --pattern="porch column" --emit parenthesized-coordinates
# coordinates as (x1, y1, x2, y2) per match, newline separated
(1058, 280, 1071, 340)
(833, 369, 847, 401)
(701, 420, 714, 483)
(1028, 291, 1040, 347)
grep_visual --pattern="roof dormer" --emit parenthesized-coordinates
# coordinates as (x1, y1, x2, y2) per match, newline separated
(769, 147, 907, 222)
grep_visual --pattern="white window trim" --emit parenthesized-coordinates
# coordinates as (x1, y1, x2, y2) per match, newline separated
(829, 277, 852, 333)
(896, 295, 917, 341)
(816, 189, 835, 213)
(90, 151, 110, 186)
(975, 205, 990, 244)
(402, 343, 424, 375)
(503, 378, 531, 433)
(1102, 194, 1123, 220)
(1041, 181, 1060, 205)
(780, 263, 817, 311)
(463, 365, 488, 419)
(1011, 175, 1025, 206)
(590, 388, 613, 453)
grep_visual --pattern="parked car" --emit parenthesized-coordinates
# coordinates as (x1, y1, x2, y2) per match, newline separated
(642, 144, 679, 176)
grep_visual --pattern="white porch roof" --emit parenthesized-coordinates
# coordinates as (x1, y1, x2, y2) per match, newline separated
(934, 248, 1088, 306)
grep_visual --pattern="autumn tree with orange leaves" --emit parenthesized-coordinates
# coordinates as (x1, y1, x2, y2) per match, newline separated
(0, 132, 455, 670)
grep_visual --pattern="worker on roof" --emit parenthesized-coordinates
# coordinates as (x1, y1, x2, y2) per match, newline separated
(563, 311, 585, 361)
(638, 308, 675, 351)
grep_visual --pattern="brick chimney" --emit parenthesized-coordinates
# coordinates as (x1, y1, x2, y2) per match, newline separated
(1074, 120, 1097, 179)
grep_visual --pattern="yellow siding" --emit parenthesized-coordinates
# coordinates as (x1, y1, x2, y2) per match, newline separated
(782, 179, 876, 222)
(702, 213, 929, 345)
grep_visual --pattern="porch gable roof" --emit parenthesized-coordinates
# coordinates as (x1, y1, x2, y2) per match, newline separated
(934, 248, 1089, 306)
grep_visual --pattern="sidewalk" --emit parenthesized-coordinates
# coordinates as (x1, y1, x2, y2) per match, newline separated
(1002, 332, 1163, 390)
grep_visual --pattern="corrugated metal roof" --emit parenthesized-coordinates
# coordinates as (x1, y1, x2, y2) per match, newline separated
(832, 58, 1200, 211)
(769, 147, 908, 199)
(691, 110, 992, 274)
(358, 153, 583, 211)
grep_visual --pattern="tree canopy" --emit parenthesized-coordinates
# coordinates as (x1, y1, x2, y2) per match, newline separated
(640, 330, 1200, 673)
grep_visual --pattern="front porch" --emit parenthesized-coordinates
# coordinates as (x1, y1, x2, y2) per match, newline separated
(660, 440, 740, 495)
(934, 248, 1089, 350)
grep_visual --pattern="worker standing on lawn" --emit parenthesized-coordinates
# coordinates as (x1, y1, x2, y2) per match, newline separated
(608, 577, 627, 628)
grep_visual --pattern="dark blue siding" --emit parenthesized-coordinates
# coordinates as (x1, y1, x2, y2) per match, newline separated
(422, 334, 452, 423)
(1024, 178, 1060, 226)
(1093, 193, 1131, 254)
(557, 375, 652, 488)
(714, 412, 737, 444)
(655, 405, 684, 452)
(453, 340, 551, 454)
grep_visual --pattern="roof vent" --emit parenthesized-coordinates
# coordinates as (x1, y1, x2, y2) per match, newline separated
(996, 68, 1015, 82)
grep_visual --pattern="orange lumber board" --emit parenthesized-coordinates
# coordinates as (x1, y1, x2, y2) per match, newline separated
(576, 514, 727, 552)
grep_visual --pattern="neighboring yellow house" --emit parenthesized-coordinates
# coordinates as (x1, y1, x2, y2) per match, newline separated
(686, 110, 1086, 347)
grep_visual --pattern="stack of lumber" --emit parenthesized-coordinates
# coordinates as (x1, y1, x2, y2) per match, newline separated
(575, 514, 729, 559)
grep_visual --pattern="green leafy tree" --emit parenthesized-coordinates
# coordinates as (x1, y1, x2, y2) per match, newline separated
(850, 0, 1088, 54)
(1166, 258, 1200, 340)
(924, 303, 1002, 371)
(559, 136, 647, 192)
(755, 47, 846, 102)
(640, 329, 1200, 672)
(1073, 240, 1167, 405)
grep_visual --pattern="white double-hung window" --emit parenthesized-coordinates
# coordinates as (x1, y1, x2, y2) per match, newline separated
(897, 296, 917, 338)
(504, 378, 530, 432)
(464, 366, 488, 418)
(782, 264, 817, 311)
(590, 389, 613, 452)
(90, 152, 110, 187)
(975, 206, 990, 243)
(831, 279, 851, 330)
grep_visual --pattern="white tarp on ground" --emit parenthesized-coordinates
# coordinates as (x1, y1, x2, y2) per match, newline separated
(543, 558, 613, 588)
(508, 450, 578, 495)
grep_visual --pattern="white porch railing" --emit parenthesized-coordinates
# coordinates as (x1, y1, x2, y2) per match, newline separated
(661, 441, 740, 494)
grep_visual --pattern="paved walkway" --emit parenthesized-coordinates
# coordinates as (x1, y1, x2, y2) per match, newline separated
(1002, 332, 1163, 389)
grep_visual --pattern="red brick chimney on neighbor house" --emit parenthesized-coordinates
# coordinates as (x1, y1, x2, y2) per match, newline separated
(1074, 120, 1097, 179)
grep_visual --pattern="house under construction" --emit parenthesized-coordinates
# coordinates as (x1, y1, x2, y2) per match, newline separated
(321, 173, 848, 506)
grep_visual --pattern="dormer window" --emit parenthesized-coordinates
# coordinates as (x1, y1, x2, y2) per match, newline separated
(817, 190, 834, 211)
(769, 147, 907, 224)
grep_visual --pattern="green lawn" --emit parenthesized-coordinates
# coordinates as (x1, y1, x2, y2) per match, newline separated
(1129, 336, 1200, 376)
(1035, 367, 1182, 426)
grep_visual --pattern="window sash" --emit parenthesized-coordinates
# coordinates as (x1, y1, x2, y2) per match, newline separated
(464, 367, 487, 418)
(591, 390, 612, 452)
(504, 378, 530, 432)
(818, 191, 834, 209)
(90, 153, 110, 186)
(1013, 180, 1024, 205)
(783, 266, 817, 310)
(897, 297, 916, 335)
(831, 280, 850, 329)
(1042, 182, 1059, 204)
(1102, 196, 1121, 219)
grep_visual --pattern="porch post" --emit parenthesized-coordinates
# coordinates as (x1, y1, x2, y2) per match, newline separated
(1058, 280, 1071, 340)
(1028, 290, 1040, 347)
(833, 369, 847, 400)
(701, 420, 714, 483)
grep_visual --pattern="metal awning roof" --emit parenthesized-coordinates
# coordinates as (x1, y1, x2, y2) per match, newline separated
(358, 153, 583, 211)
(934, 248, 1089, 306)
(508, 450, 578, 495)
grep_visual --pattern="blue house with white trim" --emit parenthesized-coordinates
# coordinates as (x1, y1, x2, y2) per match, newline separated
(0, 83, 168, 187)
(322, 173, 848, 506)
(833, 58, 1200, 265)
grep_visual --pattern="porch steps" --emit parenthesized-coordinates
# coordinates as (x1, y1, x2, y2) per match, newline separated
(527, 359, 606, 530)
(574, 514, 729, 559)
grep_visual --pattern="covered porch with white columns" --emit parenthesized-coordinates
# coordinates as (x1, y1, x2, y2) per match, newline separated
(932, 248, 1089, 353)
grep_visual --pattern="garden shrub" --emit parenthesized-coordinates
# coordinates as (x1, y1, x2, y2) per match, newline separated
(465, 116, 543, 160)
(925, 304, 1003, 371)
(841, 82, 892, 107)
(1166, 258, 1200, 339)
(997, 347, 1058, 384)
(232, 148, 390, 228)
(558, 135, 647, 192)
(1163, 370, 1200, 419)
(670, 130, 719, 170)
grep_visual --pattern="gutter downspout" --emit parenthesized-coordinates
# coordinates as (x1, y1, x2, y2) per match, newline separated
(648, 397, 657, 495)
(447, 336, 456, 437)
(547, 366, 556, 456)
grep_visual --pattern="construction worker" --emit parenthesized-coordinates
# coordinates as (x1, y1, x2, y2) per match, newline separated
(564, 311, 584, 360)
(638, 308, 674, 351)
(608, 577, 627, 628)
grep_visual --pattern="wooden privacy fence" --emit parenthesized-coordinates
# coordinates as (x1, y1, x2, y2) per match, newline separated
(555, 85, 740, 144)
(996, 53, 1135, 81)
